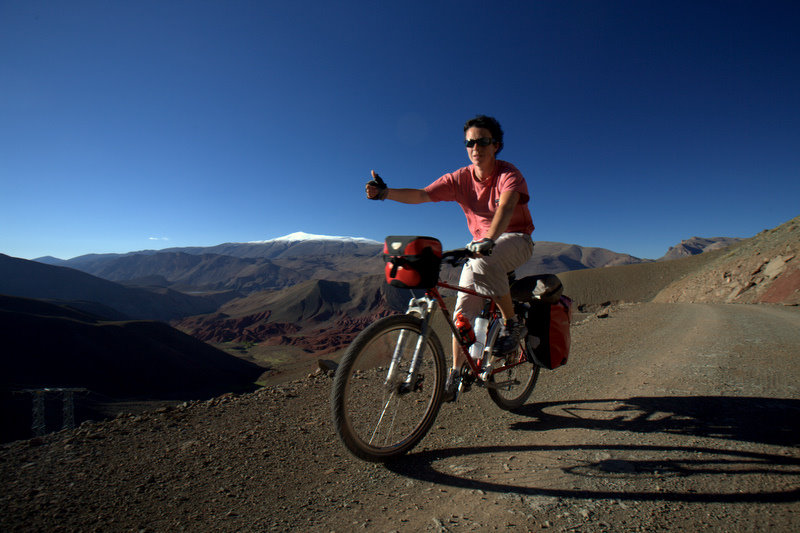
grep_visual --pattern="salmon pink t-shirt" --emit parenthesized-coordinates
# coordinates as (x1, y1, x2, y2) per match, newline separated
(424, 160, 534, 240)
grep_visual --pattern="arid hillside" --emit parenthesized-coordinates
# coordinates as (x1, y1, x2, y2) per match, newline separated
(559, 215, 799, 308)
(0, 295, 263, 443)
(654, 215, 799, 305)
(0, 254, 234, 321)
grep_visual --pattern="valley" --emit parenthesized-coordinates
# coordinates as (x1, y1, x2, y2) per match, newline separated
(1, 221, 797, 444)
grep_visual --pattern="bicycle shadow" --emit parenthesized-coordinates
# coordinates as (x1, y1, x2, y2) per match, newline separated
(512, 396, 800, 448)
(385, 396, 800, 503)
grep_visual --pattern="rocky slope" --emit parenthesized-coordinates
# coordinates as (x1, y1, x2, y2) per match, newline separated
(553, 215, 799, 309)
(654, 215, 800, 305)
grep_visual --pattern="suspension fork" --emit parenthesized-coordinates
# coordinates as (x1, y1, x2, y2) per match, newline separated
(384, 296, 437, 391)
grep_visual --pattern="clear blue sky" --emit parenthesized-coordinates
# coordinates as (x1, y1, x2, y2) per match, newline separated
(2, 1, 799, 261)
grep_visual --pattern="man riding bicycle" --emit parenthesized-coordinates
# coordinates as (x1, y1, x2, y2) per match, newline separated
(365, 115, 535, 401)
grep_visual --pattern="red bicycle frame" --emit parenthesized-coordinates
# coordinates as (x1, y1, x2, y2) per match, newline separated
(424, 281, 527, 377)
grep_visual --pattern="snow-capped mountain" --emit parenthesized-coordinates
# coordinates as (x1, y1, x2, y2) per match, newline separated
(249, 232, 381, 246)
(173, 233, 382, 260)
(33, 233, 385, 294)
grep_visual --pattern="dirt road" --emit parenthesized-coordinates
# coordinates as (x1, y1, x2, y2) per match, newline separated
(2, 303, 799, 532)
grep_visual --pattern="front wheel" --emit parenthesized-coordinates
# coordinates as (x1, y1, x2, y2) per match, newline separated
(488, 340, 540, 411)
(331, 314, 446, 462)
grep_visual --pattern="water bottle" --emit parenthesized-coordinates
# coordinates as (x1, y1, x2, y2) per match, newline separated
(455, 312, 475, 346)
(469, 314, 489, 361)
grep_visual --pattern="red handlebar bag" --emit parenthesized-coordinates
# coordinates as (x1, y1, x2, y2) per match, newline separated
(383, 236, 442, 289)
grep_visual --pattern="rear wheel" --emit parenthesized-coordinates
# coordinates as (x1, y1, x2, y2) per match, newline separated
(331, 314, 446, 462)
(488, 340, 540, 411)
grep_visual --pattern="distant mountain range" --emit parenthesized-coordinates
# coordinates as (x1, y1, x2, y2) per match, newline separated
(4, 231, 739, 326)
(37, 232, 382, 265)
(0, 229, 763, 441)
(0, 254, 235, 321)
(35, 233, 384, 294)
(660, 236, 743, 261)
(0, 231, 741, 327)
(0, 230, 737, 354)
(31, 232, 735, 297)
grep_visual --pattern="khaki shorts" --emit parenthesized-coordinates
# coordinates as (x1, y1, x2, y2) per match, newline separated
(454, 232, 534, 319)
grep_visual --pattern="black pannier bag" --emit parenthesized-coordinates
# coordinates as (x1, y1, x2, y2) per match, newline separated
(509, 273, 563, 304)
(383, 236, 443, 289)
(511, 274, 572, 369)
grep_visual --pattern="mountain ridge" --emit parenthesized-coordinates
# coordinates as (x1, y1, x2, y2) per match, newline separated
(2, 217, 796, 443)
(33, 232, 734, 265)
(8, 232, 747, 337)
(660, 236, 743, 261)
(30, 236, 667, 297)
(0, 254, 236, 321)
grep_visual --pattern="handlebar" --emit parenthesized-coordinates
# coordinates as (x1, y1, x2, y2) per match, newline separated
(441, 248, 476, 267)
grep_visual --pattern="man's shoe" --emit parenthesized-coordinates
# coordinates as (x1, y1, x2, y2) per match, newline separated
(442, 369, 460, 402)
(493, 318, 528, 356)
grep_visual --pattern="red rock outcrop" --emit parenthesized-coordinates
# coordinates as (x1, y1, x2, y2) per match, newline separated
(177, 311, 301, 344)
(176, 305, 394, 354)
(283, 310, 395, 355)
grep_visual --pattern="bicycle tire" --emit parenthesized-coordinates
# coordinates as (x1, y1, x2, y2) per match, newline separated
(487, 338, 540, 411)
(331, 314, 446, 462)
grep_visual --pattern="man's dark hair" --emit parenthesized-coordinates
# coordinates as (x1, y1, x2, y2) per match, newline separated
(464, 115, 504, 154)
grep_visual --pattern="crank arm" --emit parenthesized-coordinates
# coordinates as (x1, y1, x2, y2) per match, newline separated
(484, 378, 520, 390)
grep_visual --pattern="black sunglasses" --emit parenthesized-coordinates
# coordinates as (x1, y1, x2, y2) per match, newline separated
(464, 137, 495, 148)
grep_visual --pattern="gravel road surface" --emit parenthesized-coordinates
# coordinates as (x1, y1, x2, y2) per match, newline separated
(2, 303, 799, 532)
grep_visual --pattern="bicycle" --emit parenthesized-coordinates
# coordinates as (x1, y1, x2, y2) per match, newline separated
(331, 236, 566, 462)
